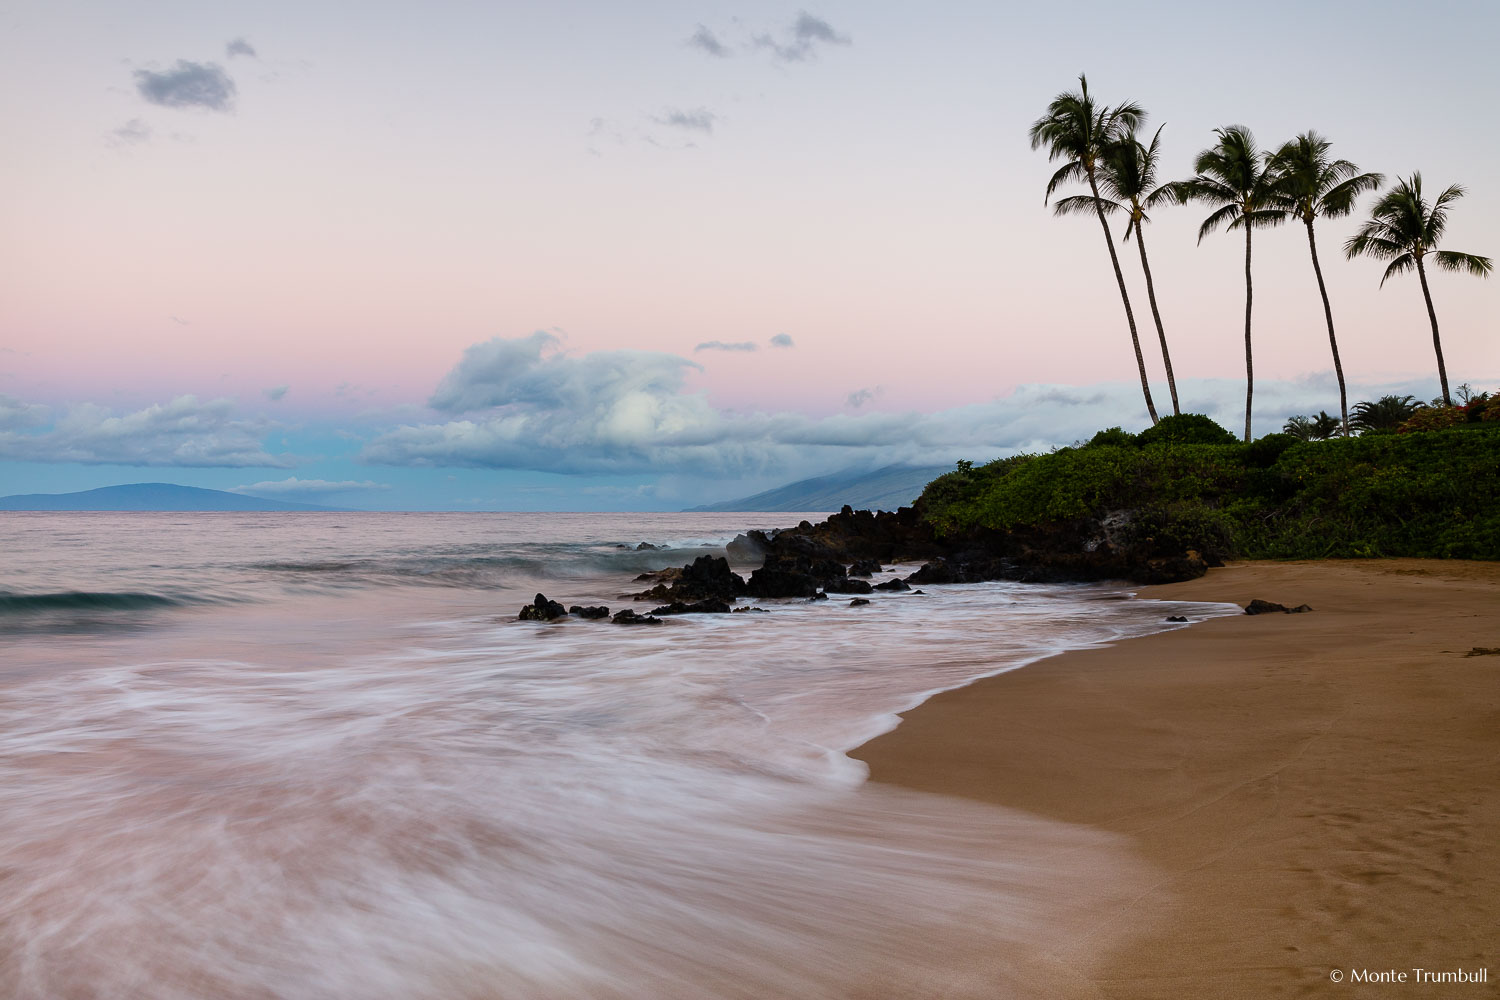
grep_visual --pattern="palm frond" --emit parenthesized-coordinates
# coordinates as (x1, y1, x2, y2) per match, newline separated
(1379, 254, 1416, 287)
(1345, 228, 1405, 261)
(1197, 202, 1241, 242)
(1043, 160, 1087, 203)
(1052, 194, 1118, 218)
(1431, 250, 1493, 277)
(1319, 171, 1384, 217)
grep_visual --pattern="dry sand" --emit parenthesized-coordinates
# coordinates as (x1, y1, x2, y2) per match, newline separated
(854, 560, 1500, 998)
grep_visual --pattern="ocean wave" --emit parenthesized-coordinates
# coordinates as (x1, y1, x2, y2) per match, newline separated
(247, 541, 731, 589)
(0, 591, 191, 614)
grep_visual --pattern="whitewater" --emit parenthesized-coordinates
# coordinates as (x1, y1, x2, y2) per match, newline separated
(0, 511, 1236, 998)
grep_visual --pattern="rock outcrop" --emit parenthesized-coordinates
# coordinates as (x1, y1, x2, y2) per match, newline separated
(631, 555, 746, 603)
(518, 593, 567, 621)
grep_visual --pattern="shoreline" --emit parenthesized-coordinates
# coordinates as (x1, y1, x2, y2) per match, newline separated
(853, 559, 1500, 998)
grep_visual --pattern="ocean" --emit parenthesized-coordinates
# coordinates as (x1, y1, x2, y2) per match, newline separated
(0, 511, 1235, 998)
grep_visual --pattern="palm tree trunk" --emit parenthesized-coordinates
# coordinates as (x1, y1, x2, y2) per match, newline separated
(1304, 220, 1349, 435)
(1415, 255, 1451, 405)
(1133, 220, 1180, 415)
(1087, 171, 1159, 424)
(1242, 224, 1254, 442)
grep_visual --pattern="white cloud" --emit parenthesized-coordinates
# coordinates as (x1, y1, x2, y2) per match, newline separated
(225, 38, 257, 59)
(232, 477, 389, 498)
(361, 335, 1447, 478)
(0, 395, 290, 467)
(769, 333, 795, 348)
(263, 384, 289, 401)
(0, 394, 50, 431)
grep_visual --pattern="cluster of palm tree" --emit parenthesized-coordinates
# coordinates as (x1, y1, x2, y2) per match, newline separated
(1029, 76, 1493, 441)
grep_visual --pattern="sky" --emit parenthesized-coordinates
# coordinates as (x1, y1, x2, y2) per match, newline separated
(2, 0, 1496, 510)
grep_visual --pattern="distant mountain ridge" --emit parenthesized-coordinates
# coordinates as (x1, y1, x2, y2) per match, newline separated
(0, 483, 351, 512)
(685, 464, 948, 513)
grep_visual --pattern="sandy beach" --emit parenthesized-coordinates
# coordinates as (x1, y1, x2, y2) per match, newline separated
(855, 559, 1500, 998)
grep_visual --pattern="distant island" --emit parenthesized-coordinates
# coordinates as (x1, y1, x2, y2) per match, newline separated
(685, 464, 949, 513)
(0, 483, 352, 512)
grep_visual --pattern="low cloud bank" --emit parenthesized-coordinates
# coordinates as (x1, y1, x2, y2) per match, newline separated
(0, 395, 289, 468)
(233, 477, 388, 498)
(361, 334, 1439, 478)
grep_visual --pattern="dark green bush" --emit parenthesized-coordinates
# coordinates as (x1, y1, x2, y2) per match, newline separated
(1242, 433, 1300, 468)
(1086, 426, 1137, 449)
(1135, 413, 1237, 447)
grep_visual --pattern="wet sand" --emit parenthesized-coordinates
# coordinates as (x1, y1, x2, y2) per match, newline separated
(854, 560, 1500, 998)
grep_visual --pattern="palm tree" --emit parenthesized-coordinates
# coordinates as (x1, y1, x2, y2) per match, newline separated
(1054, 125, 1182, 415)
(1029, 76, 1160, 424)
(1177, 126, 1285, 441)
(1350, 394, 1424, 433)
(1269, 132, 1383, 436)
(1344, 174, 1493, 405)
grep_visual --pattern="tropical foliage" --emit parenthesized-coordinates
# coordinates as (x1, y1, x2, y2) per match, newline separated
(920, 417, 1500, 561)
(1350, 394, 1424, 433)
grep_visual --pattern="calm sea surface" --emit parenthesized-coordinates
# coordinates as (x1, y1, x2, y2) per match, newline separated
(0, 512, 1235, 998)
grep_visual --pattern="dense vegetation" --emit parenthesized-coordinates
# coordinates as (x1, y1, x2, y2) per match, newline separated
(920, 413, 1500, 561)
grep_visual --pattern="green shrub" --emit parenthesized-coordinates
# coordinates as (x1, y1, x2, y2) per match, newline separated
(1242, 433, 1300, 468)
(1087, 426, 1137, 449)
(1398, 407, 1466, 434)
(1136, 413, 1237, 447)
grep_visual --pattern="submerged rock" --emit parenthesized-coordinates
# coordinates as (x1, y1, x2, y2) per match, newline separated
(569, 605, 610, 620)
(1166, 615, 1188, 623)
(731, 606, 770, 614)
(612, 608, 665, 626)
(872, 578, 910, 592)
(848, 597, 870, 606)
(518, 593, 567, 621)
(648, 599, 731, 616)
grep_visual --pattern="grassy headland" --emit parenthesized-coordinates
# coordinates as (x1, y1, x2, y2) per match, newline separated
(918, 413, 1500, 562)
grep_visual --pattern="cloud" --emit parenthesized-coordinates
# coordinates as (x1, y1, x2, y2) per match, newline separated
(232, 477, 389, 498)
(654, 107, 718, 133)
(134, 61, 236, 111)
(0, 395, 290, 467)
(263, 385, 289, 401)
(754, 13, 851, 62)
(360, 335, 1450, 478)
(687, 24, 731, 57)
(107, 119, 152, 147)
(694, 340, 758, 353)
(225, 38, 257, 59)
(846, 386, 883, 409)
(0, 394, 49, 431)
(769, 333, 795, 348)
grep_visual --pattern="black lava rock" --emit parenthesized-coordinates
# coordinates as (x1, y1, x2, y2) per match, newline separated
(1243, 599, 1313, 615)
(519, 593, 567, 621)
(612, 608, 665, 625)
